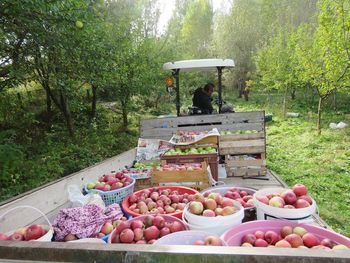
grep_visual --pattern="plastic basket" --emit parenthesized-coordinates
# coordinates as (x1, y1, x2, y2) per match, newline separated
(221, 220, 350, 247)
(0, 205, 53, 242)
(122, 186, 198, 219)
(154, 230, 227, 246)
(85, 176, 136, 206)
(107, 214, 187, 244)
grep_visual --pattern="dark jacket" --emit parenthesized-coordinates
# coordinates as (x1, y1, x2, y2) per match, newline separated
(192, 88, 213, 114)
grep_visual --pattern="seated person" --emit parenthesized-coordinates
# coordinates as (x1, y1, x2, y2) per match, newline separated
(192, 83, 215, 114)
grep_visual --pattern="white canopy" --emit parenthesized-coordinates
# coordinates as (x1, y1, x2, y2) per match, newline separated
(163, 59, 235, 72)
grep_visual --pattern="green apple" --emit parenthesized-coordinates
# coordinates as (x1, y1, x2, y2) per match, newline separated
(75, 20, 84, 29)
(87, 182, 96, 190)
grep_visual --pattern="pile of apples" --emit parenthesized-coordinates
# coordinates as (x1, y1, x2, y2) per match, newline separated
(188, 193, 239, 217)
(86, 172, 134, 192)
(154, 163, 202, 172)
(0, 224, 48, 241)
(63, 217, 128, 241)
(193, 235, 224, 246)
(240, 225, 349, 250)
(164, 147, 217, 156)
(203, 187, 255, 209)
(126, 187, 196, 215)
(110, 215, 185, 244)
(255, 184, 314, 209)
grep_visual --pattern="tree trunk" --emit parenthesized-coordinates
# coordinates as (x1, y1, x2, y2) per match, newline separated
(244, 90, 249, 101)
(90, 84, 97, 120)
(333, 91, 337, 111)
(60, 91, 74, 137)
(122, 105, 128, 131)
(291, 88, 296, 100)
(46, 89, 52, 129)
(317, 96, 323, 135)
(283, 89, 288, 117)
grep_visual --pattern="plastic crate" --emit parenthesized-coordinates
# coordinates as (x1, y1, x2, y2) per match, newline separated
(85, 177, 135, 206)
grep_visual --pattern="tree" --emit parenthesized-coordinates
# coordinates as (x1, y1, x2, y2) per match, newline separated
(295, 0, 350, 134)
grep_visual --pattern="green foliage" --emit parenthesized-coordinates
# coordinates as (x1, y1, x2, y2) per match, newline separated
(226, 91, 350, 237)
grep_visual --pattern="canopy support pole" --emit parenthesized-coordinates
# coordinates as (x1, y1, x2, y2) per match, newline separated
(217, 67, 223, 113)
(173, 69, 180, 116)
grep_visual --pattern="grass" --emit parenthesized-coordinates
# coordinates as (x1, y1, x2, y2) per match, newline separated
(225, 91, 350, 237)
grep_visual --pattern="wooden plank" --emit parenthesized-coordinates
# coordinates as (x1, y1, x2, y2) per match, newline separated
(225, 159, 266, 167)
(219, 132, 265, 142)
(141, 123, 264, 139)
(220, 146, 265, 155)
(141, 111, 265, 130)
(0, 148, 136, 233)
(226, 167, 267, 177)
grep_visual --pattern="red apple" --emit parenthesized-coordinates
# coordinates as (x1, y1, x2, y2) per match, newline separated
(189, 201, 204, 215)
(256, 195, 269, 205)
(9, 233, 24, 241)
(193, 240, 205, 245)
(254, 238, 268, 247)
(202, 209, 216, 217)
(153, 215, 165, 229)
(320, 238, 336, 248)
(298, 195, 313, 205)
(281, 190, 297, 205)
(204, 198, 217, 210)
(169, 221, 184, 233)
(120, 229, 134, 243)
(285, 233, 304, 248)
(100, 222, 114, 235)
(254, 230, 265, 239)
(295, 199, 310, 208)
(24, 224, 45, 241)
(0, 233, 9, 241)
(241, 233, 256, 245)
(264, 231, 279, 245)
(292, 184, 308, 197)
(302, 233, 320, 248)
(144, 226, 159, 241)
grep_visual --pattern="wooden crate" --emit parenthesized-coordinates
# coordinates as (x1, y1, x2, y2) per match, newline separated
(151, 161, 210, 191)
(225, 156, 267, 178)
(134, 178, 152, 191)
(220, 131, 266, 178)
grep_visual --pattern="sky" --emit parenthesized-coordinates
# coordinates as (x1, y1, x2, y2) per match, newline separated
(157, 0, 232, 33)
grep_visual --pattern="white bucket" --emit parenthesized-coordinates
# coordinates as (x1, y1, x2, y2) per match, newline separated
(182, 203, 244, 235)
(253, 187, 317, 223)
(1, 205, 53, 242)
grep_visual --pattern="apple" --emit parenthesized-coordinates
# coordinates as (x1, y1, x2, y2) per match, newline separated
(254, 238, 268, 247)
(293, 226, 307, 237)
(280, 226, 293, 238)
(9, 233, 24, 241)
(241, 242, 253, 247)
(204, 235, 223, 246)
(193, 240, 205, 245)
(133, 228, 144, 241)
(275, 239, 292, 248)
(144, 226, 159, 241)
(222, 206, 235, 216)
(24, 224, 45, 241)
(302, 233, 320, 248)
(256, 195, 269, 205)
(119, 229, 134, 243)
(254, 230, 265, 239)
(285, 234, 304, 248)
(292, 184, 308, 197)
(204, 198, 217, 211)
(159, 227, 171, 237)
(268, 196, 285, 208)
(202, 209, 216, 217)
(153, 215, 165, 229)
(295, 199, 310, 208)
(298, 195, 313, 205)
(189, 201, 204, 215)
(332, 244, 349, 250)
(264, 231, 279, 245)
(75, 20, 84, 29)
(320, 238, 336, 248)
(241, 233, 256, 245)
(64, 233, 78, 242)
(0, 233, 9, 241)
(280, 190, 297, 205)
(101, 222, 114, 235)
